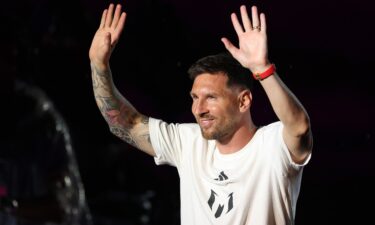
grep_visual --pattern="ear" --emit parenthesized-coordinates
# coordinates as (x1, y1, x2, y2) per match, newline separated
(238, 90, 252, 113)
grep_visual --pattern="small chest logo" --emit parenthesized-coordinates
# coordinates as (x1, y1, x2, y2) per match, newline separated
(214, 171, 228, 181)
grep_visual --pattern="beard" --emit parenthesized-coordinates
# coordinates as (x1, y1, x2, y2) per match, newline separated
(198, 116, 237, 141)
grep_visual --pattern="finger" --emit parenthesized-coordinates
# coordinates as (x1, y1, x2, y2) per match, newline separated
(113, 12, 126, 43)
(240, 5, 252, 32)
(99, 9, 107, 29)
(260, 13, 267, 33)
(231, 13, 244, 35)
(251, 6, 260, 30)
(104, 32, 112, 51)
(105, 4, 115, 27)
(221, 37, 239, 56)
(111, 4, 122, 28)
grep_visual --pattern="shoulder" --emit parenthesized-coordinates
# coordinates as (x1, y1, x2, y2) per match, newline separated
(257, 121, 283, 136)
(149, 117, 201, 137)
(253, 121, 285, 150)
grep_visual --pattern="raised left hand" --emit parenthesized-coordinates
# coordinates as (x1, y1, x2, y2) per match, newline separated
(221, 5, 271, 74)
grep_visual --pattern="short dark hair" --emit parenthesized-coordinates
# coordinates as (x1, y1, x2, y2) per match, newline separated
(188, 52, 253, 90)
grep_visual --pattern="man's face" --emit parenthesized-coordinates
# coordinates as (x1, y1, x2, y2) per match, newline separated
(190, 73, 242, 141)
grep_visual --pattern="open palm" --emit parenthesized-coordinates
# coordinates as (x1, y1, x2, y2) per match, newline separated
(222, 6, 270, 73)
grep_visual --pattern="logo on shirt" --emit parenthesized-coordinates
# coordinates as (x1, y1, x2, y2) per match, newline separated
(214, 171, 228, 181)
(207, 190, 234, 218)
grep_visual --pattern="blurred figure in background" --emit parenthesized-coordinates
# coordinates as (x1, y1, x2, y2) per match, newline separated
(0, 80, 92, 225)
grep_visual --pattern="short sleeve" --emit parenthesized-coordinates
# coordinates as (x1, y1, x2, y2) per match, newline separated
(276, 122, 311, 171)
(149, 118, 198, 168)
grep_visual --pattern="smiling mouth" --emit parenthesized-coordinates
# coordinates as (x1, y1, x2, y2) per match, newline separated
(199, 118, 214, 129)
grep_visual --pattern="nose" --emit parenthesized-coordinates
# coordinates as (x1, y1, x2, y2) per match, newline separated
(192, 99, 208, 117)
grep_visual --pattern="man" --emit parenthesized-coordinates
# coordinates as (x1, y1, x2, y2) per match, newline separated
(89, 3, 313, 225)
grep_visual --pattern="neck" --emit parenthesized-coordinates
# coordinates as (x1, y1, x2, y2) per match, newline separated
(216, 117, 257, 154)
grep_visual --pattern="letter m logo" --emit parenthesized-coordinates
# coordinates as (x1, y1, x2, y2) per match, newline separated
(207, 189, 234, 218)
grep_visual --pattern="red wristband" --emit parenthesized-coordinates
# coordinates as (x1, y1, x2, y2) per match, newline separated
(252, 64, 276, 80)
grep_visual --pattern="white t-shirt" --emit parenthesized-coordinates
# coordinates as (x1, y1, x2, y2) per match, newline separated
(149, 118, 310, 225)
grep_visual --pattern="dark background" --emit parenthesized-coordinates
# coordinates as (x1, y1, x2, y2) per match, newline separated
(2, 0, 375, 224)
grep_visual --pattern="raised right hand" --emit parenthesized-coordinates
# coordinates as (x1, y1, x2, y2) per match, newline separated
(89, 4, 126, 72)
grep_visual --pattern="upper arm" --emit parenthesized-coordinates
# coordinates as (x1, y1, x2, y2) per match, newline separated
(109, 113, 156, 157)
(282, 125, 313, 164)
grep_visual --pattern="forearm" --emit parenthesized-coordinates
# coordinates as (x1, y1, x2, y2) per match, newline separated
(259, 73, 310, 137)
(90, 62, 141, 145)
(87, 4, 154, 154)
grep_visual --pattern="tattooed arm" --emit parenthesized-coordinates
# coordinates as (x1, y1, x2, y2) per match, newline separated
(89, 4, 155, 156)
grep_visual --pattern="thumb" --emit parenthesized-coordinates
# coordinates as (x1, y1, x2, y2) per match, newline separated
(221, 37, 238, 56)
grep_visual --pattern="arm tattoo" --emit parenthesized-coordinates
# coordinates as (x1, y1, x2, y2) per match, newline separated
(110, 115, 151, 149)
(91, 64, 151, 149)
(109, 126, 136, 145)
(140, 116, 151, 145)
